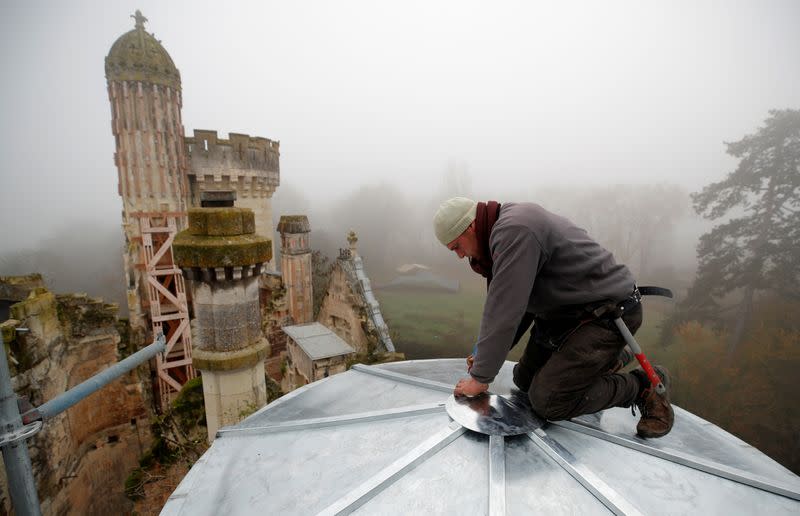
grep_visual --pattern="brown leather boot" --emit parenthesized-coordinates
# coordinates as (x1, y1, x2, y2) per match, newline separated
(633, 366, 674, 438)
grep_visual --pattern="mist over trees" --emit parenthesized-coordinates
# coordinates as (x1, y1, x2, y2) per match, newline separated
(665, 109, 800, 351)
(0, 168, 701, 314)
(270, 171, 698, 291)
(648, 109, 800, 473)
(0, 218, 126, 309)
(536, 184, 692, 281)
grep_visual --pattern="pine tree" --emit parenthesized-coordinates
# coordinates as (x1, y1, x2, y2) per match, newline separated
(674, 109, 800, 351)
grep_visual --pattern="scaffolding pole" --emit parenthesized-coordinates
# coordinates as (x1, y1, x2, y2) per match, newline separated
(0, 332, 165, 516)
(0, 329, 39, 516)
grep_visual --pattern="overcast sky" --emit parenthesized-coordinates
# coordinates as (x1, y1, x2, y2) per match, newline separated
(1, 0, 798, 249)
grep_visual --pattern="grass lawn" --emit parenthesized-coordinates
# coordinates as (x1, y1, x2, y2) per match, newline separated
(375, 287, 674, 363)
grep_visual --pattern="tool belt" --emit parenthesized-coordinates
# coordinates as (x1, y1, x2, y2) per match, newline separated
(532, 285, 673, 351)
(590, 285, 673, 320)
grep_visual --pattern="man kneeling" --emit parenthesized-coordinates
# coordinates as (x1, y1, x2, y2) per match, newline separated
(434, 197, 673, 438)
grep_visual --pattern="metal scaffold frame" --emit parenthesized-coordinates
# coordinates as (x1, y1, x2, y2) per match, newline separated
(137, 213, 195, 408)
(0, 332, 166, 516)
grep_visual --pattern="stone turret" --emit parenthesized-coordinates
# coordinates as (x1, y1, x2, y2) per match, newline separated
(185, 130, 280, 269)
(105, 11, 189, 330)
(173, 192, 271, 442)
(277, 215, 313, 325)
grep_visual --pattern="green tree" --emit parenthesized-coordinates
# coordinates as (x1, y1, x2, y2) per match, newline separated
(674, 109, 800, 352)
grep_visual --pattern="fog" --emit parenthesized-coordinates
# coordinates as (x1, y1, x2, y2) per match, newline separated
(1, 1, 798, 299)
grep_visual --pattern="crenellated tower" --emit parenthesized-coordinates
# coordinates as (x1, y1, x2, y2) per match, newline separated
(106, 11, 194, 406)
(185, 130, 280, 269)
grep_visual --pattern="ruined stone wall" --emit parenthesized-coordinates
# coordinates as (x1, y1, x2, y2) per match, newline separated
(286, 338, 313, 385)
(0, 287, 153, 516)
(259, 273, 291, 381)
(310, 355, 349, 382)
(316, 264, 372, 354)
(186, 130, 280, 269)
(281, 338, 307, 392)
(0, 274, 45, 304)
(0, 274, 45, 323)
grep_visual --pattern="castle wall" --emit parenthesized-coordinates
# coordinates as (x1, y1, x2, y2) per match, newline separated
(0, 288, 153, 515)
(316, 264, 372, 354)
(259, 273, 291, 381)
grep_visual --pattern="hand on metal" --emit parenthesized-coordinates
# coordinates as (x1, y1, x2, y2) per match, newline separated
(454, 377, 488, 398)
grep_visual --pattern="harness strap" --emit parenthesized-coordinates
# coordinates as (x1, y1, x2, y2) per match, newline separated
(637, 285, 673, 298)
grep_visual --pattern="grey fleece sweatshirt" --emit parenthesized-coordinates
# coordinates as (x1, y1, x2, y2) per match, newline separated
(469, 203, 635, 384)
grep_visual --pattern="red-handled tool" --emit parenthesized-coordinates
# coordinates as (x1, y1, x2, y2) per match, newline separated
(613, 318, 665, 394)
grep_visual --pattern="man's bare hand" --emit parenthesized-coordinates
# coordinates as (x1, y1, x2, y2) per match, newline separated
(454, 377, 489, 397)
(466, 354, 474, 372)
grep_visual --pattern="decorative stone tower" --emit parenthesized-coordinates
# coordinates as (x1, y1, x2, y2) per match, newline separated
(105, 11, 196, 407)
(277, 216, 313, 324)
(185, 130, 280, 270)
(173, 192, 271, 442)
(105, 10, 189, 331)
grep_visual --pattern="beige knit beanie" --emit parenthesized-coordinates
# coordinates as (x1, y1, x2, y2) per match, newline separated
(433, 197, 477, 246)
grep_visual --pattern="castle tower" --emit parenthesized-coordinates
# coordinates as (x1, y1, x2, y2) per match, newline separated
(106, 11, 188, 327)
(185, 130, 280, 270)
(173, 192, 271, 442)
(106, 11, 194, 405)
(278, 216, 313, 324)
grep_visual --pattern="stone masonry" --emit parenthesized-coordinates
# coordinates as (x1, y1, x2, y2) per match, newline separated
(317, 232, 396, 355)
(0, 284, 152, 515)
(173, 195, 271, 442)
(259, 272, 291, 381)
(277, 216, 313, 325)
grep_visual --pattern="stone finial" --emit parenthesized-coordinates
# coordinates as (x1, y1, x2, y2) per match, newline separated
(347, 230, 358, 254)
(132, 10, 148, 30)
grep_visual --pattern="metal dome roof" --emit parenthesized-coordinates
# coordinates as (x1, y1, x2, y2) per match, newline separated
(162, 359, 800, 515)
(105, 11, 181, 90)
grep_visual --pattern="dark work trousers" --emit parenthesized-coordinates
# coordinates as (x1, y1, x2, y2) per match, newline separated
(512, 304, 643, 421)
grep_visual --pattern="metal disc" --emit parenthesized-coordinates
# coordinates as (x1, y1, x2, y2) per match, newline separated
(445, 392, 545, 436)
